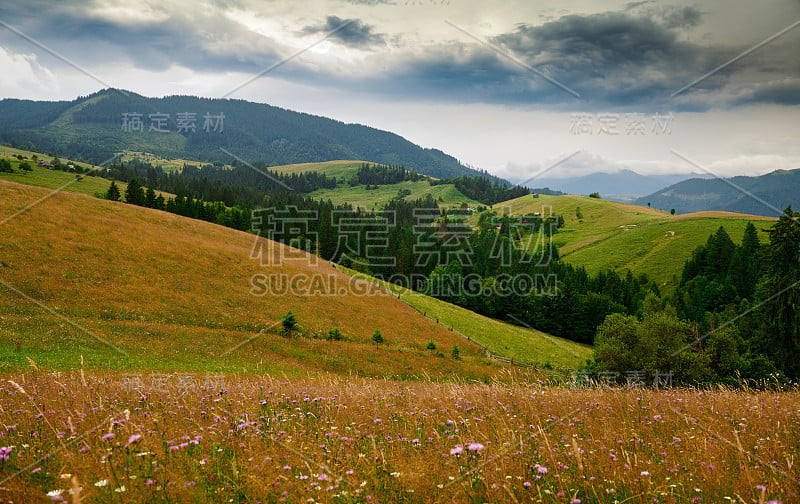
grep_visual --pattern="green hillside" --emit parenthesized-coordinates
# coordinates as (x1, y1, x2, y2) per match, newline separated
(499, 193, 774, 289)
(0, 146, 128, 198)
(338, 266, 592, 370)
(263, 159, 481, 208)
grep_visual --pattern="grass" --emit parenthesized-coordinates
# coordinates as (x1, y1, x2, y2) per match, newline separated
(269, 160, 366, 178)
(309, 180, 480, 209)
(498, 194, 774, 289)
(338, 266, 592, 370)
(0, 180, 504, 381)
(119, 151, 225, 172)
(1, 371, 797, 503)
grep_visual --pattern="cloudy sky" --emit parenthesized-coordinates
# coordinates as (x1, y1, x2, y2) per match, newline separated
(0, 0, 798, 181)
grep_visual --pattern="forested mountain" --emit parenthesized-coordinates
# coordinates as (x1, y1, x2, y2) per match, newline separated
(635, 169, 800, 215)
(0, 89, 504, 183)
(529, 169, 710, 202)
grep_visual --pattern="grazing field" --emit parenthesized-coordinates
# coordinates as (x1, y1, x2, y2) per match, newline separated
(269, 160, 366, 178)
(498, 194, 774, 289)
(0, 180, 501, 380)
(307, 180, 480, 209)
(0, 372, 797, 503)
(119, 151, 226, 172)
(339, 267, 592, 370)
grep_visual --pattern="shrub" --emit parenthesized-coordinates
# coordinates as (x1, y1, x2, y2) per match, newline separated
(426, 341, 437, 350)
(372, 329, 384, 347)
(281, 311, 298, 335)
(451, 345, 460, 360)
(326, 328, 343, 341)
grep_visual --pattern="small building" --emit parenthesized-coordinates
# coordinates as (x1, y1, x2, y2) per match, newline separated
(37, 160, 53, 169)
(531, 193, 539, 198)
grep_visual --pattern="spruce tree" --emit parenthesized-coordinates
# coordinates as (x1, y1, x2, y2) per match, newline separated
(106, 180, 121, 201)
(124, 178, 145, 206)
(758, 206, 800, 376)
(144, 186, 156, 208)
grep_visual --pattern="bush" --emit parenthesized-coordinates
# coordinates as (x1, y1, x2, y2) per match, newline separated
(372, 329, 384, 347)
(589, 192, 600, 198)
(451, 345, 460, 360)
(19, 162, 32, 172)
(0, 159, 12, 173)
(426, 341, 437, 350)
(326, 328, 343, 341)
(281, 311, 298, 335)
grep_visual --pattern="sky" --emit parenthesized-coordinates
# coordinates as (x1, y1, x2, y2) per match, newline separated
(0, 0, 798, 182)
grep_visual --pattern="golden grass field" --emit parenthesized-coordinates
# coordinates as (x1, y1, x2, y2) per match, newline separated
(1, 177, 798, 504)
(0, 180, 507, 380)
(0, 372, 797, 503)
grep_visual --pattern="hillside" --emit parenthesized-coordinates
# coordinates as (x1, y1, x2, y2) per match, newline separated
(0, 89, 506, 183)
(635, 168, 800, 215)
(500, 193, 774, 288)
(339, 266, 591, 369)
(0, 179, 512, 379)
(0, 146, 169, 200)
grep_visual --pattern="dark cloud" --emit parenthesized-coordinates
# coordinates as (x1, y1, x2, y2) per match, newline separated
(661, 6, 704, 28)
(0, 1, 796, 110)
(301, 16, 385, 48)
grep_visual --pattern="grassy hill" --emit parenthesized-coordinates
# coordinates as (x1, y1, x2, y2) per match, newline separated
(338, 266, 591, 369)
(265, 159, 482, 208)
(499, 193, 774, 289)
(0, 146, 173, 200)
(0, 179, 512, 380)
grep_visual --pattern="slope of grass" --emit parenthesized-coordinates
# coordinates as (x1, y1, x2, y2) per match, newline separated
(269, 159, 366, 178)
(119, 151, 224, 172)
(308, 180, 480, 209)
(498, 193, 773, 288)
(338, 266, 592, 369)
(0, 180, 501, 380)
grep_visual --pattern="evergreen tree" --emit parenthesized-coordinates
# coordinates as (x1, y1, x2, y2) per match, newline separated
(757, 206, 800, 377)
(144, 186, 156, 208)
(372, 329, 384, 347)
(105, 180, 121, 201)
(124, 178, 145, 206)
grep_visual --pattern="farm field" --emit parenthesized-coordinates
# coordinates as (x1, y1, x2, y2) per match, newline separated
(498, 194, 774, 289)
(0, 372, 797, 503)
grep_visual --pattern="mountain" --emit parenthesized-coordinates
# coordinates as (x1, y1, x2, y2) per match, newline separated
(0, 89, 505, 183)
(635, 169, 800, 216)
(525, 169, 709, 202)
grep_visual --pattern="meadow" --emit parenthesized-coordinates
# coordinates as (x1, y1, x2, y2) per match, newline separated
(499, 194, 774, 290)
(0, 371, 796, 503)
(338, 267, 592, 370)
(0, 180, 513, 381)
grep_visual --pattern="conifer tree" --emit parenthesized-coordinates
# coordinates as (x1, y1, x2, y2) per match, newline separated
(106, 180, 121, 201)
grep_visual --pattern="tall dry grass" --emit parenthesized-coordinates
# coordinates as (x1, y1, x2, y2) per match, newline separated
(0, 371, 796, 503)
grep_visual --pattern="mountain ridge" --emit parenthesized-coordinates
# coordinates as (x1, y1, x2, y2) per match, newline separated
(635, 168, 800, 215)
(0, 89, 508, 184)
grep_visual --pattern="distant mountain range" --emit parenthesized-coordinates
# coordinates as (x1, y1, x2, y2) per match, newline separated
(0, 89, 505, 183)
(635, 169, 800, 216)
(525, 169, 711, 202)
